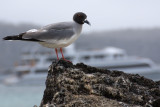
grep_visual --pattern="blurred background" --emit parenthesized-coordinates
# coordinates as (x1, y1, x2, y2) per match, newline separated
(0, 0, 160, 107)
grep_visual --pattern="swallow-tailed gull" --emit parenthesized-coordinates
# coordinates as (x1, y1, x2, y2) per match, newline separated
(3, 12, 90, 61)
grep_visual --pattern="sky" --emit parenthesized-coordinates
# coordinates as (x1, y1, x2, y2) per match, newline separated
(1, 0, 160, 32)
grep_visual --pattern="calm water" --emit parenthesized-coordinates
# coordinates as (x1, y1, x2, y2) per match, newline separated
(0, 85, 45, 107)
(140, 72, 160, 81)
(0, 72, 159, 107)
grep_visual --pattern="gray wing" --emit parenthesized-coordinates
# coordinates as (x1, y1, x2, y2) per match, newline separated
(22, 22, 75, 41)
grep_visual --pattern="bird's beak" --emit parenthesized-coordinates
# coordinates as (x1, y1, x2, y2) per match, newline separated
(84, 19, 91, 26)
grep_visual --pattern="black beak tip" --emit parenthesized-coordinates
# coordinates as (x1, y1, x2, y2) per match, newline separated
(84, 20, 91, 26)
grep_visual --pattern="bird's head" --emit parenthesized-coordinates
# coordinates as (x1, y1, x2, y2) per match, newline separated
(73, 12, 91, 25)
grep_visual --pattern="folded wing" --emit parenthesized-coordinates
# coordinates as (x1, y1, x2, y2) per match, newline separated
(22, 22, 75, 42)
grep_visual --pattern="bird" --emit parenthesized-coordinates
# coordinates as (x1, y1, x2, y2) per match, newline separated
(3, 12, 91, 62)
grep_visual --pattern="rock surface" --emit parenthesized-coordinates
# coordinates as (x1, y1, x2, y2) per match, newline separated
(40, 59, 160, 107)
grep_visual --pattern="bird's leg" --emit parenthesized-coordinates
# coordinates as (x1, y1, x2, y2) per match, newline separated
(60, 48, 71, 62)
(60, 48, 65, 60)
(55, 48, 59, 60)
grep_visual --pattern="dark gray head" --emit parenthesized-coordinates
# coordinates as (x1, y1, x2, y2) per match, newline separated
(73, 12, 91, 25)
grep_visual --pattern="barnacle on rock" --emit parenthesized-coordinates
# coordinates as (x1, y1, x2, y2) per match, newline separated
(40, 59, 160, 107)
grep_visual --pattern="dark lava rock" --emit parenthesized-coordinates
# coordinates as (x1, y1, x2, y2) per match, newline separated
(39, 59, 160, 107)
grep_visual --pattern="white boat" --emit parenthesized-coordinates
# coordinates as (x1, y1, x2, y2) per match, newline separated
(3, 44, 160, 85)
(77, 47, 160, 74)
(3, 45, 77, 85)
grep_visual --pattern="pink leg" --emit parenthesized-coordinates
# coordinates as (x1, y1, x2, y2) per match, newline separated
(60, 48, 65, 60)
(55, 48, 59, 60)
(60, 48, 71, 62)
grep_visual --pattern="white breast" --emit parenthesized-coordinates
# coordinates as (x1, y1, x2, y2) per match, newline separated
(39, 22, 82, 48)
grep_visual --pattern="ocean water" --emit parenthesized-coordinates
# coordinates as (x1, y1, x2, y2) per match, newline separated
(0, 72, 159, 107)
(141, 73, 160, 81)
(0, 85, 45, 107)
